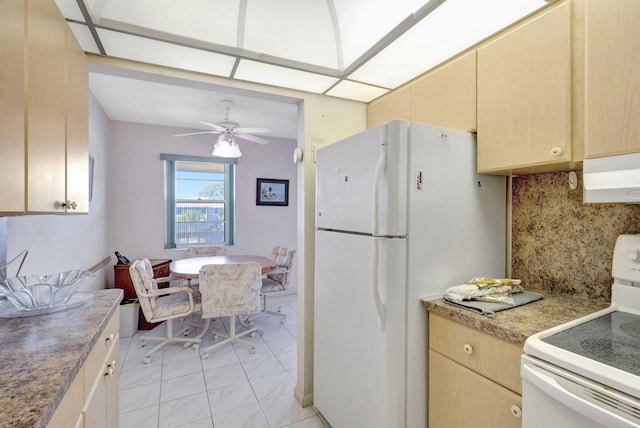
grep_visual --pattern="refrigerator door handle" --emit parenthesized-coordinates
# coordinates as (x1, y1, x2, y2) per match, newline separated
(372, 237, 385, 331)
(371, 142, 387, 237)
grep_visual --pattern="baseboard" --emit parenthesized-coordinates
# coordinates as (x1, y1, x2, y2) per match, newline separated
(294, 386, 314, 408)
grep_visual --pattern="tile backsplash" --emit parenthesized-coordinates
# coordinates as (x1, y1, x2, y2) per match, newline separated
(512, 170, 640, 300)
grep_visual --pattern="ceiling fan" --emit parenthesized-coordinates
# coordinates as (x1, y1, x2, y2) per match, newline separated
(174, 100, 271, 157)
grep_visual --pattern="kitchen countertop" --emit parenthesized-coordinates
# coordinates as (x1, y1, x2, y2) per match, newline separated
(0, 288, 122, 428)
(422, 290, 610, 347)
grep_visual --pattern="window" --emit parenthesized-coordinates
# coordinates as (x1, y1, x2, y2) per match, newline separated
(162, 154, 236, 249)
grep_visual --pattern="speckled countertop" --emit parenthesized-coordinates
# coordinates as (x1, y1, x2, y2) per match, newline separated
(422, 290, 610, 347)
(0, 288, 122, 428)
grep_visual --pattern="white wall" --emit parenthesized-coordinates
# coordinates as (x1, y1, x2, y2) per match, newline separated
(105, 121, 298, 288)
(6, 94, 111, 291)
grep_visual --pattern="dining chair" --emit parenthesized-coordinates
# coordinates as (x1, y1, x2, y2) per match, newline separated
(129, 258, 202, 364)
(255, 246, 296, 323)
(198, 262, 263, 360)
(184, 245, 228, 287)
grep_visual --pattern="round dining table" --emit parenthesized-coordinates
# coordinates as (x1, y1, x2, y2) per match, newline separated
(169, 255, 275, 279)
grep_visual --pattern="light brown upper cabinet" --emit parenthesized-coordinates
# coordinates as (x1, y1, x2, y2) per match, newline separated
(0, 0, 88, 215)
(367, 85, 411, 128)
(584, 0, 640, 159)
(27, 0, 68, 213)
(65, 26, 90, 214)
(477, 1, 573, 174)
(0, 1, 26, 213)
(411, 51, 477, 132)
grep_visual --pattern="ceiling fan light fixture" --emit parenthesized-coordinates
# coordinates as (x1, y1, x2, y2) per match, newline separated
(212, 133, 242, 158)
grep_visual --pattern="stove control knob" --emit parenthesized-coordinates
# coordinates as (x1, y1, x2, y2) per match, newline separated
(629, 250, 640, 263)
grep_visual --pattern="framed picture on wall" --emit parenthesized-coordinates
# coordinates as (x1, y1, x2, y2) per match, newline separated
(256, 178, 289, 206)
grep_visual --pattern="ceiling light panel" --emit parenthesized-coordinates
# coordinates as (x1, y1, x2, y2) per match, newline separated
(326, 80, 389, 103)
(97, 28, 236, 77)
(88, 0, 240, 46)
(54, 0, 85, 21)
(68, 23, 101, 54)
(244, 0, 338, 69)
(235, 60, 338, 94)
(349, 0, 548, 88)
(333, 0, 428, 68)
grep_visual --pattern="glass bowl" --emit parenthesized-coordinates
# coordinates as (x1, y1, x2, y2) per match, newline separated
(0, 270, 94, 311)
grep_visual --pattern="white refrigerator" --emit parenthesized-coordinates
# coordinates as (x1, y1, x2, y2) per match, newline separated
(313, 120, 506, 428)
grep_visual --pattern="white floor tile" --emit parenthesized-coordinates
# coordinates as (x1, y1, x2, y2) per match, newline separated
(282, 415, 328, 428)
(160, 372, 206, 403)
(275, 350, 297, 371)
(161, 353, 204, 380)
(250, 371, 295, 402)
(208, 380, 258, 415)
(158, 392, 212, 428)
(119, 405, 159, 428)
(199, 341, 240, 370)
(119, 293, 300, 427)
(265, 336, 297, 355)
(173, 417, 214, 428)
(241, 354, 286, 380)
(287, 368, 297, 384)
(212, 403, 270, 428)
(203, 363, 247, 390)
(260, 394, 316, 427)
(119, 360, 163, 390)
(119, 382, 161, 414)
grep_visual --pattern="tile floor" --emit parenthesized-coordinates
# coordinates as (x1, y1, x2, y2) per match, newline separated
(118, 294, 326, 428)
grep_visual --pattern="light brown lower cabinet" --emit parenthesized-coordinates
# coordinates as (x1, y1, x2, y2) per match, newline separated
(428, 313, 522, 428)
(47, 309, 120, 428)
(429, 350, 522, 428)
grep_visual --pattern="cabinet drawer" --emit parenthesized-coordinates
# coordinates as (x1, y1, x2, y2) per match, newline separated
(153, 263, 170, 278)
(84, 309, 119, 400)
(429, 313, 522, 394)
(429, 350, 522, 428)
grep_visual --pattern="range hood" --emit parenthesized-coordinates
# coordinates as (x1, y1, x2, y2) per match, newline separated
(583, 153, 640, 203)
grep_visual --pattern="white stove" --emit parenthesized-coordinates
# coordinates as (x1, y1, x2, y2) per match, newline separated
(522, 234, 640, 428)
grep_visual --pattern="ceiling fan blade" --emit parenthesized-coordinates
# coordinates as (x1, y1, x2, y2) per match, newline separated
(198, 121, 226, 132)
(236, 133, 270, 145)
(236, 127, 271, 134)
(174, 131, 218, 137)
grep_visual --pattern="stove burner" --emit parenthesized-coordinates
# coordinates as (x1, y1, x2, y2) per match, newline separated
(542, 312, 640, 377)
(580, 339, 640, 369)
(619, 322, 640, 340)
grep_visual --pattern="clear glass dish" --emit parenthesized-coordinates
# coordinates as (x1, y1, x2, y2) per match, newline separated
(0, 270, 94, 311)
(0, 292, 93, 317)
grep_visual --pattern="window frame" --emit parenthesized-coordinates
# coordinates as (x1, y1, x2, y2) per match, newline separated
(161, 153, 237, 249)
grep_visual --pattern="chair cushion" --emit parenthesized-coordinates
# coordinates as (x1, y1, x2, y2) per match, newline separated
(152, 292, 202, 321)
(261, 277, 286, 293)
(199, 263, 261, 318)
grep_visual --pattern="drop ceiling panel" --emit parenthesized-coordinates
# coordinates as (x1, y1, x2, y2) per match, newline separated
(326, 80, 389, 103)
(68, 23, 101, 54)
(235, 59, 338, 94)
(89, 0, 240, 47)
(333, 0, 428, 68)
(349, 0, 547, 88)
(97, 28, 236, 77)
(54, 0, 85, 21)
(244, 0, 338, 69)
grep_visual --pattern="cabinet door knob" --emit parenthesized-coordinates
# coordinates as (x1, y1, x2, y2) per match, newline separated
(106, 333, 115, 343)
(510, 405, 522, 418)
(57, 200, 78, 210)
(463, 344, 473, 354)
(550, 147, 562, 156)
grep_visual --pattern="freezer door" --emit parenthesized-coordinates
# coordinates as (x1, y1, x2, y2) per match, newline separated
(314, 230, 406, 428)
(316, 120, 408, 236)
